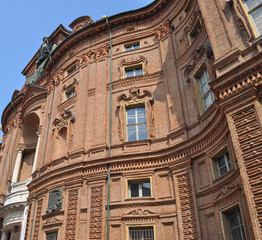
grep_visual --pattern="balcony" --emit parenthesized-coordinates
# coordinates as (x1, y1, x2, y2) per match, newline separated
(4, 179, 31, 207)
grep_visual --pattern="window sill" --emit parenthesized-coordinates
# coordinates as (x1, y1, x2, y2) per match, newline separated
(213, 167, 234, 183)
(57, 95, 77, 112)
(125, 197, 155, 201)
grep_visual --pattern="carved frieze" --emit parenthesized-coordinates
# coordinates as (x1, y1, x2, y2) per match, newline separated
(65, 189, 78, 240)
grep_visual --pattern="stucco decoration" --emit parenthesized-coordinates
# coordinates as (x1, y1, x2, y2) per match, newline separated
(69, 16, 94, 33)
(226, 0, 253, 42)
(118, 56, 148, 79)
(26, 37, 57, 85)
(184, 44, 213, 82)
(46, 189, 63, 213)
(117, 87, 155, 142)
(154, 20, 171, 40)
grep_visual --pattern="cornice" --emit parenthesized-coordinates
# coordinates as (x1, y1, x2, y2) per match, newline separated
(28, 108, 228, 194)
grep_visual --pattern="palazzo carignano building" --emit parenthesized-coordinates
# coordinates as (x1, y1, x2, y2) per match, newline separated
(0, 0, 262, 239)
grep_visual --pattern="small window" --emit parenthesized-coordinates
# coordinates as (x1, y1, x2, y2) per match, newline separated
(125, 42, 140, 51)
(242, 0, 262, 36)
(222, 207, 246, 240)
(189, 19, 202, 43)
(184, 0, 193, 14)
(46, 232, 58, 240)
(196, 69, 214, 111)
(125, 65, 143, 78)
(65, 88, 75, 100)
(126, 106, 147, 142)
(129, 226, 154, 240)
(128, 179, 151, 198)
(216, 152, 231, 176)
(66, 63, 77, 75)
(211, 148, 232, 178)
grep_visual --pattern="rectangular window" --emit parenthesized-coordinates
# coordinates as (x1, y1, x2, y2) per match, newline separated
(189, 19, 202, 42)
(128, 179, 151, 198)
(222, 207, 246, 240)
(242, 0, 262, 36)
(216, 152, 231, 176)
(125, 65, 143, 78)
(125, 42, 140, 51)
(129, 227, 154, 240)
(198, 69, 214, 110)
(126, 106, 147, 142)
(66, 63, 77, 75)
(65, 88, 75, 100)
(46, 232, 58, 240)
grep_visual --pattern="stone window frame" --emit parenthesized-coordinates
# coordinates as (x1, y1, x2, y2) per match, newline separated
(220, 203, 246, 240)
(62, 78, 78, 103)
(188, 17, 202, 44)
(124, 41, 141, 51)
(126, 105, 147, 142)
(118, 56, 148, 79)
(126, 225, 156, 240)
(126, 177, 152, 199)
(191, 59, 214, 114)
(45, 230, 58, 240)
(65, 62, 78, 77)
(240, 0, 262, 37)
(210, 145, 233, 179)
(117, 87, 155, 143)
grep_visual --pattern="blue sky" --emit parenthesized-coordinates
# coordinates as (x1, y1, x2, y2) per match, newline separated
(0, 0, 154, 139)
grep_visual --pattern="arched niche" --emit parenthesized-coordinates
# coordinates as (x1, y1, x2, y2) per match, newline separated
(53, 127, 68, 159)
(22, 112, 40, 145)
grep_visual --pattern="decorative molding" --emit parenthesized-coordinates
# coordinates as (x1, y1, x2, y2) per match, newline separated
(124, 208, 158, 216)
(154, 20, 171, 40)
(117, 87, 155, 142)
(175, 171, 198, 239)
(89, 186, 103, 239)
(33, 199, 43, 240)
(65, 189, 78, 240)
(216, 72, 262, 100)
(107, 71, 163, 91)
(118, 56, 148, 79)
(69, 16, 94, 33)
(214, 183, 240, 200)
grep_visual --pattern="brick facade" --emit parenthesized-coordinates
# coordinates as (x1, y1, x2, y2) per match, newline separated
(0, 0, 262, 239)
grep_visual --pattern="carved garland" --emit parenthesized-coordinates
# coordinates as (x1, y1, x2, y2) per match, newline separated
(154, 20, 171, 40)
(117, 87, 155, 142)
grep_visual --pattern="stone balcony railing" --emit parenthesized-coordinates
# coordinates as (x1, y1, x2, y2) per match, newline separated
(4, 179, 31, 207)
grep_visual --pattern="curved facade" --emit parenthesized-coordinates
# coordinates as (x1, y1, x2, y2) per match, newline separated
(0, 0, 262, 239)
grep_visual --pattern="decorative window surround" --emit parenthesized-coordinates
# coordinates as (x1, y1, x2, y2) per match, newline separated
(221, 205, 246, 240)
(118, 56, 148, 79)
(117, 87, 154, 142)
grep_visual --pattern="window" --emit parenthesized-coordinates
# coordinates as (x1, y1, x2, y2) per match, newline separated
(197, 69, 214, 111)
(216, 152, 232, 176)
(129, 227, 154, 240)
(126, 106, 147, 142)
(65, 88, 75, 100)
(222, 207, 246, 240)
(125, 65, 143, 78)
(46, 232, 58, 240)
(128, 179, 151, 198)
(211, 148, 232, 178)
(66, 63, 77, 75)
(189, 19, 202, 43)
(242, 0, 262, 36)
(125, 42, 140, 51)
